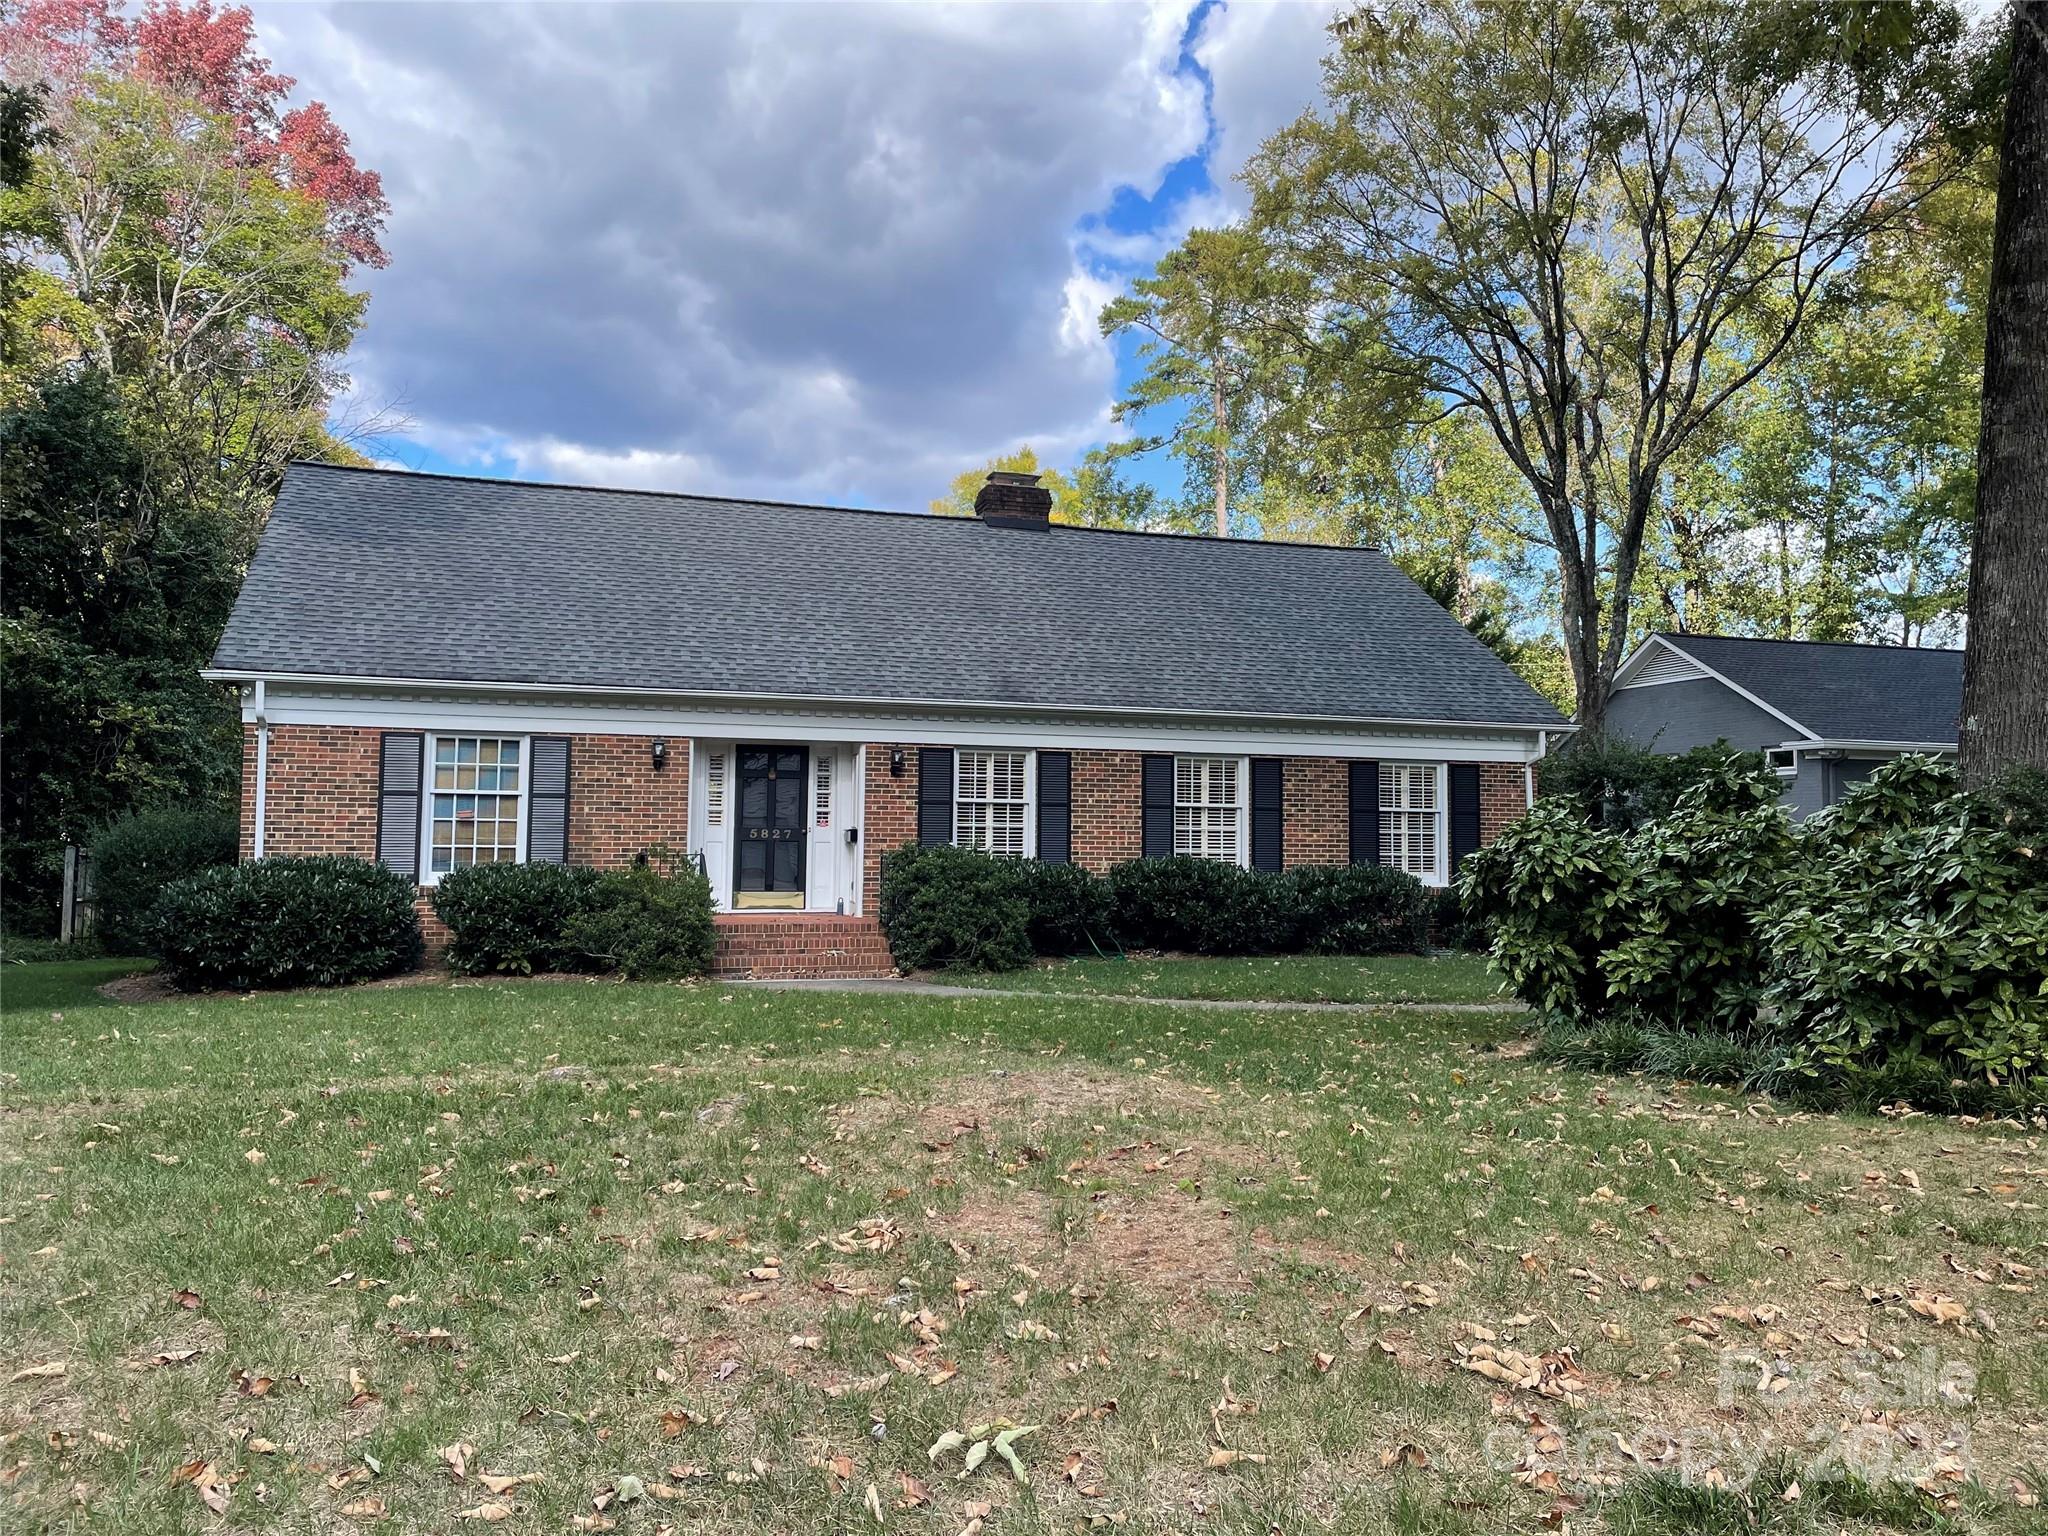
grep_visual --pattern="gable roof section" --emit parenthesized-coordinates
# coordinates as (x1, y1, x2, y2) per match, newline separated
(210, 463, 1566, 730)
(1652, 633, 1962, 746)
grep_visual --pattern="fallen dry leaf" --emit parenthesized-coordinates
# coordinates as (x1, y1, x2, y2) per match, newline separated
(9, 1361, 65, 1383)
(454, 1501, 514, 1522)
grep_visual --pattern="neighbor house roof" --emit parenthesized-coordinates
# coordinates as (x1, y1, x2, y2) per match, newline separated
(209, 463, 1565, 730)
(1654, 633, 1962, 745)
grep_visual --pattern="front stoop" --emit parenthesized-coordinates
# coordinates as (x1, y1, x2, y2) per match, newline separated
(711, 913, 895, 981)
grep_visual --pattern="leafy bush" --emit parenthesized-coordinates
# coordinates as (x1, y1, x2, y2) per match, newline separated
(432, 861, 603, 975)
(151, 855, 421, 991)
(1598, 754, 1795, 1033)
(1539, 734, 1771, 831)
(1458, 799, 1628, 1018)
(1286, 864, 1429, 955)
(1015, 860, 1114, 957)
(562, 849, 716, 981)
(877, 843, 1032, 973)
(88, 808, 239, 955)
(1760, 758, 2047, 1087)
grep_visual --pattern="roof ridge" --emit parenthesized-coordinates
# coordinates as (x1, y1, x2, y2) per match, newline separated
(1660, 630, 1962, 657)
(286, 458, 1385, 556)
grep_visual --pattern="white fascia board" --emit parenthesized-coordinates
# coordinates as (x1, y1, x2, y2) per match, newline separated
(1795, 738, 1959, 755)
(209, 674, 1555, 764)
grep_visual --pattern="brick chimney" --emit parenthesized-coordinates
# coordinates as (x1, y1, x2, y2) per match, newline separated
(974, 469, 1053, 529)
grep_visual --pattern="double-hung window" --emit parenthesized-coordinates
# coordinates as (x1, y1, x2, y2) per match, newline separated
(956, 750, 1031, 857)
(1174, 755, 1243, 864)
(426, 735, 526, 879)
(1379, 763, 1442, 882)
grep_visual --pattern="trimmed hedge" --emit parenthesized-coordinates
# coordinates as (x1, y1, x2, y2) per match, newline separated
(88, 808, 239, 955)
(432, 861, 603, 975)
(1287, 864, 1431, 955)
(879, 845, 1436, 970)
(150, 855, 422, 991)
(434, 853, 716, 981)
(562, 853, 717, 981)
(877, 843, 1032, 973)
(1016, 860, 1115, 957)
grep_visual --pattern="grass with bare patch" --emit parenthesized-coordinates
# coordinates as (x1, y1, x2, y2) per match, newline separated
(1, 964, 2042, 1534)
(939, 950, 1504, 1004)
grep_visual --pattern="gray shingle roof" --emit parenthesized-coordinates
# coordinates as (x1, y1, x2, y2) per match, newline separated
(211, 463, 1566, 729)
(1660, 633, 1962, 745)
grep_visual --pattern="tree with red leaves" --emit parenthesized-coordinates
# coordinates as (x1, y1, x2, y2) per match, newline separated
(1, 0, 393, 933)
(3, 0, 387, 269)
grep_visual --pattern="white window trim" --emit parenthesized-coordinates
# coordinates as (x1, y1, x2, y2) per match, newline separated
(1380, 760, 1449, 887)
(1172, 753, 1251, 868)
(953, 747, 1037, 858)
(420, 733, 529, 886)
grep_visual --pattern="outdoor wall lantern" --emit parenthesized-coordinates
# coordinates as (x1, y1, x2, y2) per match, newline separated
(890, 747, 906, 777)
(651, 738, 669, 772)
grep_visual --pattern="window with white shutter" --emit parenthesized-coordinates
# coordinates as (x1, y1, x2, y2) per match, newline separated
(705, 751, 727, 827)
(1378, 763, 1443, 881)
(814, 753, 833, 827)
(1173, 755, 1243, 863)
(955, 750, 1030, 857)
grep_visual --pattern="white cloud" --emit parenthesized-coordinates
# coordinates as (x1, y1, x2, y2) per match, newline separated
(251, 1, 1326, 506)
(1193, 0, 1339, 211)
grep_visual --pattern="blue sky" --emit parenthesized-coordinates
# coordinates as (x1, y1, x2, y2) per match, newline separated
(246, 1, 1335, 510)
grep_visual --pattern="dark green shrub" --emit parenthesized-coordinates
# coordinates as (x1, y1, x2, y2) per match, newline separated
(877, 843, 1031, 972)
(88, 808, 238, 954)
(1286, 865, 1429, 954)
(1598, 754, 1795, 1034)
(432, 861, 603, 975)
(150, 855, 421, 991)
(562, 849, 716, 981)
(1458, 799, 1628, 1018)
(1429, 883, 1490, 951)
(1760, 757, 2047, 1086)
(1106, 856, 1247, 953)
(1539, 735, 1771, 831)
(1016, 861, 1114, 956)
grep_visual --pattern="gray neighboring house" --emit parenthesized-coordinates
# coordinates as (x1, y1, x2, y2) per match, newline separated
(1607, 633, 1962, 816)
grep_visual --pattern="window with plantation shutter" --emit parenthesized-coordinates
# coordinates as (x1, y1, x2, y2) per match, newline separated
(1173, 755, 1242, 864)
(1378, 763, 1443, 882)
(705, 751, 727, 827)
(814, 752, 833, 828)
(955, 750, 1030, 857)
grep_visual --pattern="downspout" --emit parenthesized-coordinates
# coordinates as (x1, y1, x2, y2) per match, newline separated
(1526, 730, 1544, 808)
(252, 679, 269, 860)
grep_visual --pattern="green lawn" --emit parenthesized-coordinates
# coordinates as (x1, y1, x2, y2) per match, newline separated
(942, 949, 1504, 1004)
(1, 962, 2041, 1534)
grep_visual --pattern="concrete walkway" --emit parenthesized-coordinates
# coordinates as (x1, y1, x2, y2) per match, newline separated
(728, 975, 1524, 1015)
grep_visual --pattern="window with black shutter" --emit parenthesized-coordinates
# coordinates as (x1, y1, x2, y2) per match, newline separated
(1449, 763, 1482, 874)
(1349, 761, 1381, 866)
(376, 732, 424, 880)
(917, 748, 955, 845)
(528, 736, 571, 864)
(1140, 754, 1174, 859)
(1036, 751, 1071, 864)
(1249, 759, 1283, 872)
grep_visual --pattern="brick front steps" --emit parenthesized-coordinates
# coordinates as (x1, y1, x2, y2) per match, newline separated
(711, 913, 895, 981)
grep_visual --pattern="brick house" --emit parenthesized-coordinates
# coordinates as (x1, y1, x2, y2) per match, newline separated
(205, 463, 1567, 977)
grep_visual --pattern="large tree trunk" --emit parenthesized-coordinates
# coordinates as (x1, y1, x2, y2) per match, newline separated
(1960, 1, 2048, 786)
(1211, 362, 1229, 538)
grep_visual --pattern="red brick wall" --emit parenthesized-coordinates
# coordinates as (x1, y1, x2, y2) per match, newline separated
(566, 733, 689, 869)
(242, 727, 1530, 920)
(240, 724, 380, 862)
(1281, 758, 1349, 868)
(241, 726, 688, 879)
(1069, 749, 1143, 871)
(1478, 762, 1531, 844)
(861, 743, 921, 913)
